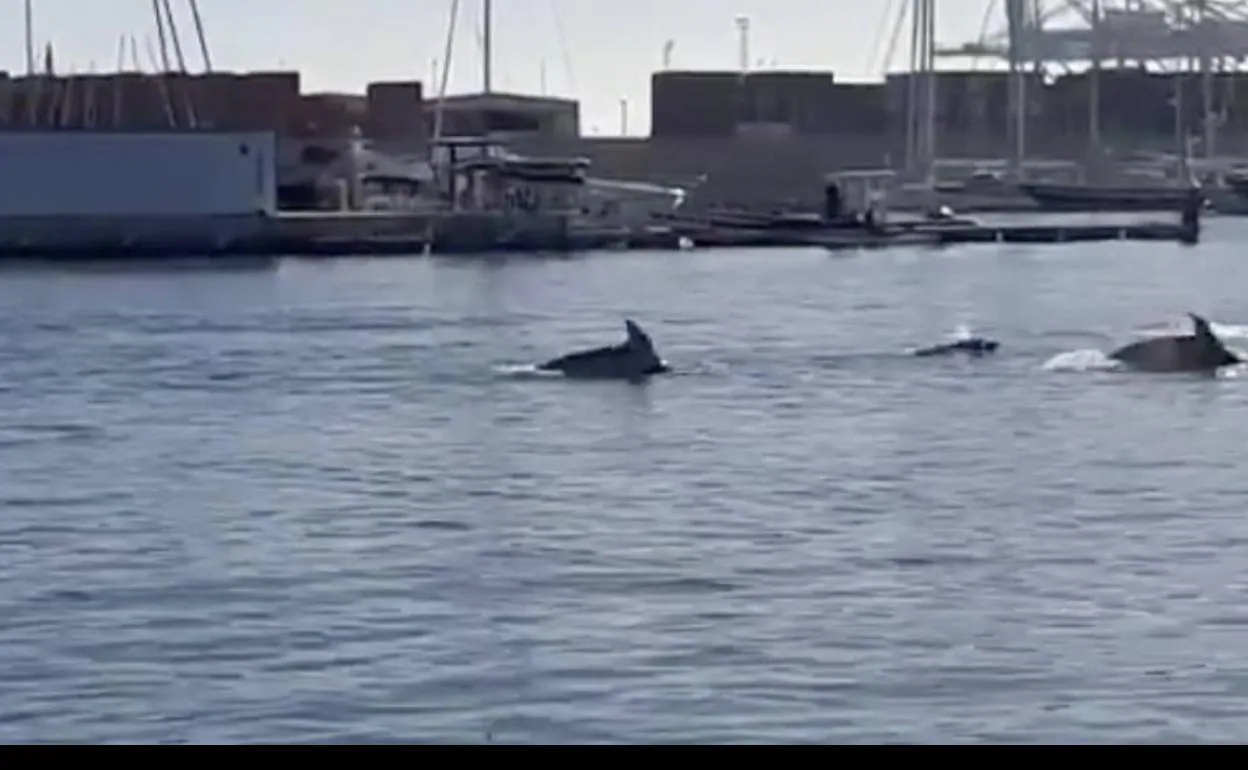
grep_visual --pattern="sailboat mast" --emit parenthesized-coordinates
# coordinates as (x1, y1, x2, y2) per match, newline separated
(482, 0, 493, 93)
(907, 0, 936, 185)
(923, 0, 935, 186)
(188, 0, 213, 71)
(905, 0, 920, 175)
(1005, 0, 1026, 178)
(1088, 0, 1102, 177)
(1196, 0, 1214, 158)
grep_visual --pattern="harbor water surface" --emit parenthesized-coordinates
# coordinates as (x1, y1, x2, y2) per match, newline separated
(3, 223, 1248, 744)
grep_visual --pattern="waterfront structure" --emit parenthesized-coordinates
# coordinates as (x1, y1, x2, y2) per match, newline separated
(0, 129, 277, 247)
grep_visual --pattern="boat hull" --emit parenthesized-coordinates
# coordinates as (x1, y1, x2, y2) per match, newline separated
(1020, 182, 1201, 212)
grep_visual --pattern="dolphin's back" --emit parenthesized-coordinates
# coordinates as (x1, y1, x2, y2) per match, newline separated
(1113, 312, 1242, 372)
(913, 337, 999, 357)
(538, 344, 628, 374)
(1110, 335, 1228, 371)
(1110, 337, 1177, 366)
(536, 318, 668, 380)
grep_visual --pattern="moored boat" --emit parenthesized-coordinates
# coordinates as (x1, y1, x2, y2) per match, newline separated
(1019, 181, 1202, 212)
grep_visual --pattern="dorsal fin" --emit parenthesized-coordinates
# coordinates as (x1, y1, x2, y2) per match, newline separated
(1187, 312, 1219, 346)
(623, 318, 657, 355)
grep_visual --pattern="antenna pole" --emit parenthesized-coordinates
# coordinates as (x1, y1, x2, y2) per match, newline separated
(735, 16, 750, 74)
(24, 0, 35, 76)
(482, 0, 493, 93)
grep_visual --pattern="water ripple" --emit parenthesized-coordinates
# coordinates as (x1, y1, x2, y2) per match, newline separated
(2, 232, 1248, 742)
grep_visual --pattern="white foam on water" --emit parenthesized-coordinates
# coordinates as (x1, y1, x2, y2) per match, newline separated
(1041, 348, 1122, 372)
(493, 363, 562, 379)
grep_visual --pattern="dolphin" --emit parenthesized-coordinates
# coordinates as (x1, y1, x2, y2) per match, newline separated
(913, 337, 1000, 357)
(536, 319, 670, 380)
(1108, 312, 1240, 373)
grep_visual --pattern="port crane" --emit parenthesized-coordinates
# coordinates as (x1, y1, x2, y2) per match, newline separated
(935, 1, 1248, 70)
(869, 1, 1248, 181)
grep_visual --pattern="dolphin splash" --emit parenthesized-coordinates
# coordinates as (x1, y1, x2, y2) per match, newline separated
(536, 319, 670, 381)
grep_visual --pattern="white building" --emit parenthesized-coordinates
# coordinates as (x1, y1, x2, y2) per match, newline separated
(0, 130, 278, 248)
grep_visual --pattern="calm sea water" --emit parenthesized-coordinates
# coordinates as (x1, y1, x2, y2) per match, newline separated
(3, 221, 1248, 744)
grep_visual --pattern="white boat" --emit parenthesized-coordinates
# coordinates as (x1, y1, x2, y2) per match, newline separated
(336, 134, 687, 228)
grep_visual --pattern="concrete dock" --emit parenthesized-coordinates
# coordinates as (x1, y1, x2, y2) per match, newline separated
(0, 192, 1201, 260)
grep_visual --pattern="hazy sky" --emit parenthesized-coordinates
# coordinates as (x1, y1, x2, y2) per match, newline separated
(2, 1, 1085, 134)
